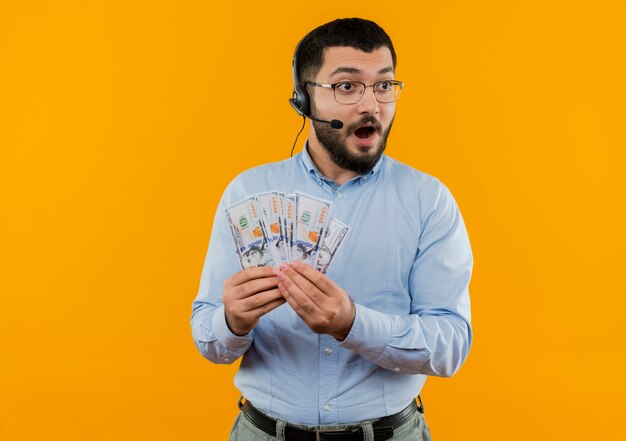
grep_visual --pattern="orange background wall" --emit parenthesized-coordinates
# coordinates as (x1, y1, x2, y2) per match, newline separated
(1, 1, 625, 440)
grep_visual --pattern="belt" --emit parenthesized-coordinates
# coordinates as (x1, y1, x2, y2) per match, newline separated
(240, 398, 422, 441)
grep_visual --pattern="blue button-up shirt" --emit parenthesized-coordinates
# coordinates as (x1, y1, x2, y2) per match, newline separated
(191, 145, 472, 426)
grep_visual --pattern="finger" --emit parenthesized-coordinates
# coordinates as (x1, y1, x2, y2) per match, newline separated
(228, 266, 278, 286)
(277, 271, 321, 318)
(241, 288, 284, 312)
(234, 276, 279, 299)
(260, 298, 287, 315)
(277, 283, 307, 319)
(280, 264, 326, 308)
(288, 260, 336, 295)
(242, 297, 287, 324)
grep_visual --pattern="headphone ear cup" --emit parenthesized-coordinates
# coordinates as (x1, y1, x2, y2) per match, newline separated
(290, 36, 311, 118)
(294, 84, 310, 117)
(289, 84, 310, 117)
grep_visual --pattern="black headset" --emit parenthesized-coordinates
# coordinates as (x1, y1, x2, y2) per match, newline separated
(288, 36, 343, 131)
(288, 34, 344, 156)
(288, 37, 310, 118)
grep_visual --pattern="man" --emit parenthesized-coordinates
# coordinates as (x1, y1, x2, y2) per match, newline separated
(191, 18, 472, 440)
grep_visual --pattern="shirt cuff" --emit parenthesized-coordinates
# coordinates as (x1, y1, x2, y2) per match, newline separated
(339, 303, 392, 362)
(212, 305, 254, 354)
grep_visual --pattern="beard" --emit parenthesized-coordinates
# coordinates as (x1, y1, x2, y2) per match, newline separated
(312, 114, 394, 175)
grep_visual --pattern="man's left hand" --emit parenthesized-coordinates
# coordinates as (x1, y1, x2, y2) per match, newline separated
(276, 261, 355, 341)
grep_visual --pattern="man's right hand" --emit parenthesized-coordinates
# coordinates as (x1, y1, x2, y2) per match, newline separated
(223, 266, 285, 336)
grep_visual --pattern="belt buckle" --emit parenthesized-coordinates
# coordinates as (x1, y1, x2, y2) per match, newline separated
(315, 427, 334, 441)
(314, 426, 359, 441)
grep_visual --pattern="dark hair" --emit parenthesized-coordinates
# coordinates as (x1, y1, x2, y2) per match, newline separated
(297, 18, 397, 84)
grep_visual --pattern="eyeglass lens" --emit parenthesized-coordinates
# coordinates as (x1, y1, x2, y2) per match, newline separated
(334, 81, 402, 104)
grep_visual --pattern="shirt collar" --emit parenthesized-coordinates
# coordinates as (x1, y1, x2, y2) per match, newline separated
(299, 141, 385, 185)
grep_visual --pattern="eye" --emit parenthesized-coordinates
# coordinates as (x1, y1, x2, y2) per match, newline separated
(336, 82, 356, 93)
(376, 81, 393, 91)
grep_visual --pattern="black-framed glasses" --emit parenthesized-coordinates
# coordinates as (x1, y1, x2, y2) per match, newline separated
(305, 80, 404, 104)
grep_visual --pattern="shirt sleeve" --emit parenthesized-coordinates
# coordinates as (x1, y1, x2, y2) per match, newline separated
(190, 185, 254, 364)
(340, 181, 473, 377)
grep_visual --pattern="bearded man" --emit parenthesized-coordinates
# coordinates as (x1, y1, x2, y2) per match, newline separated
(191, 17, 473, 441)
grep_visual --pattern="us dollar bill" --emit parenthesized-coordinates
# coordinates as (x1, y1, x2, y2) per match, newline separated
(285, 194, 295, 262)
(255, 190, 286, 265)
(315, 217, 350, 274)
(225, 197, 276, 269)
(293, 192, 332, 267)
(278, 192, 290, 262)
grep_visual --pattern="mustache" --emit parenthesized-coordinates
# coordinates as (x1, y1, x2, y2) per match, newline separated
(346, 116, 382, 134)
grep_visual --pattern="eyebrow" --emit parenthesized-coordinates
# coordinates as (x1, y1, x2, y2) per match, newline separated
(329, 66, 395, 77)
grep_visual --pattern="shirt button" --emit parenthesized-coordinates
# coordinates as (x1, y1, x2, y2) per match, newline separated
(323, 404, 332, 411)
(337, 192, 343, 199)
(324, 347, 333, 355)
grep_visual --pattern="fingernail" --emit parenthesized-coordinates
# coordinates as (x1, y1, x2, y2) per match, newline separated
(276, 271, 284, 280)
(280, 263, 289, 271)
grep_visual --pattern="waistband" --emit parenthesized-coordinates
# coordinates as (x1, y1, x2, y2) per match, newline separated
(239, 397, 423, 441)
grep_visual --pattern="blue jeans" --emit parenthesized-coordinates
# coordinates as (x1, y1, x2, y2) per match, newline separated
(228, 405, 432, 441)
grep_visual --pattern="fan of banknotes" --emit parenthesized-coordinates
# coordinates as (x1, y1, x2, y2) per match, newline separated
(225, 191, 350, 274)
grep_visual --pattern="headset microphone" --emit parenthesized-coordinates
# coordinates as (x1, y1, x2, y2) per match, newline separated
(288, 96, 344, 129)
(307, 116, 344, 129)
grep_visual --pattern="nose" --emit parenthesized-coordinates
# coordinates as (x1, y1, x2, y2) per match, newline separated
(356, 85, 380, 114)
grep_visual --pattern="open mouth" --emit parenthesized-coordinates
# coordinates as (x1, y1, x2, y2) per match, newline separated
(354, 126, 376, 139)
